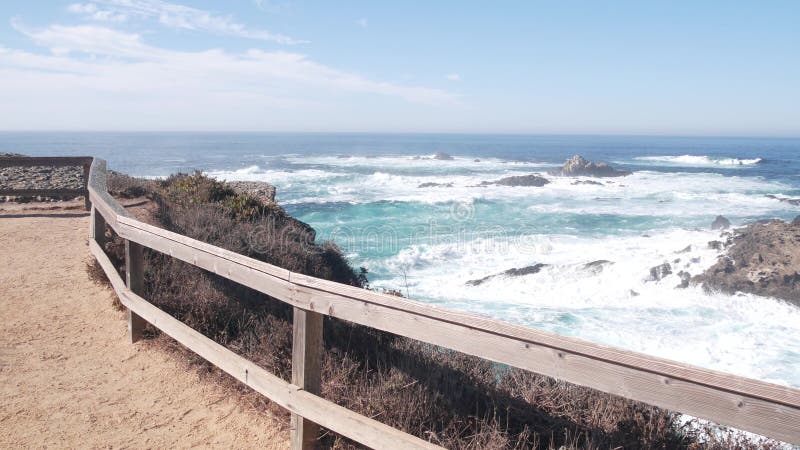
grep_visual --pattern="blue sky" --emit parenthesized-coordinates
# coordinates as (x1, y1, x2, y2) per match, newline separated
(0, 1, 798, 135)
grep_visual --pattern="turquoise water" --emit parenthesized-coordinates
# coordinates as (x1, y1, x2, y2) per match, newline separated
(4, 132, 800, 387)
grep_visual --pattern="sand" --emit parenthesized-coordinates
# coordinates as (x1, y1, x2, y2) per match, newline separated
(0, 201, 289, 448)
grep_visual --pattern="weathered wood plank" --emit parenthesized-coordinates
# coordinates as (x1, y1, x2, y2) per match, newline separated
(0, 156, 93, 168)
(291, 308, 324, 450)
(117, 216, 291, 280)
(82, 163, 91, 211)
(86, 158, 128, 232)
(0, 188, 86, 197)
(92, 206, 108, 250)
(125, 240, 146, 344)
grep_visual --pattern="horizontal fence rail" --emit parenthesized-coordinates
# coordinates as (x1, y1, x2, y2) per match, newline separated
(76, 157, 799, 447)
(0, 156, 93, 210)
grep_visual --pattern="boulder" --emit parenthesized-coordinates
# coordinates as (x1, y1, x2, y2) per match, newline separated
(676, 271, 691, 289)
(648, 262, 672, 281)
(549, 155, 631, 178)
(711, 215, 731, 230)
(466, 263, 548, 286)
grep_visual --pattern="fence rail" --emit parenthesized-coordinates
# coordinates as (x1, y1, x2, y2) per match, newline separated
(27, 157, 800, 447)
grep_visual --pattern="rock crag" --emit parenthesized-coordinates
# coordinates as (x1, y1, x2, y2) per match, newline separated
(693, 219, 800, 306)
(549, 155, 630, 178)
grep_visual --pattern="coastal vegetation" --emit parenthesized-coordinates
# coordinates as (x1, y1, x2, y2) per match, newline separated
(88, 170, 778, 449)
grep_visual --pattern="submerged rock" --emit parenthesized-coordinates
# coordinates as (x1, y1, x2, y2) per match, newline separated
(571, 180, 604, 186)
(583, 260, 614, 274)
(765, 194, 800, 206)
(417, 182, 453, 188)
(433, 152, 454, 160)
(711, 215, 731, 230)
(549, 155, 631, 178)
(495, 174, 550, 187)
(694, 219, 800, 306)
(480, 174, 550, 187)
(466, 263, 548, 286)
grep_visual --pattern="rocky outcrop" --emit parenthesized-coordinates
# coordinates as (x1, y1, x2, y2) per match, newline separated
(466, 263, 548, 286)
(549, 155, 630, 178)
(711, 215, 731, 230)
(479, 174, 550, 187)
(227, 181, 277, 204)
(693, 219, 800, 306)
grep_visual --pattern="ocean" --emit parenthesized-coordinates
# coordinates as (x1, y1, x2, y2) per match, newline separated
(4, 132, 799, 388)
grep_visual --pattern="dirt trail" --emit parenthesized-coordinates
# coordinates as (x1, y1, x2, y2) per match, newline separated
(0, 202, 288, 448)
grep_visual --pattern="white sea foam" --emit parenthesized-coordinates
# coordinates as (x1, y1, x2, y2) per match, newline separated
(633, 155, 763, 166)
(372, 228, 800, 387)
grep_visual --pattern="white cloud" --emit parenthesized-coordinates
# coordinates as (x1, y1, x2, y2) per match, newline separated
(355, 18, 368, 28)
(445, 73, 461, 82)
(69, 0, 306, 45)
(0, 22, 457, 130)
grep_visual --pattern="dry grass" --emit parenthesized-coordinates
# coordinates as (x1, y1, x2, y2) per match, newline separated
(90, 172, 778, 449)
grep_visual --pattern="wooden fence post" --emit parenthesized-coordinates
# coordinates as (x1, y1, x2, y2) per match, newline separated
(125, 240, 146, 343)
(82, 163, 91, 211)
(290, 307, 323, 450)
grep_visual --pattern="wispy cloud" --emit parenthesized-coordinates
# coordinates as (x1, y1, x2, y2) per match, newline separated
(67, 3, 128, 22)
(355, 18, 368, 28)
(445, 73, 461, 82)
(68, 0, 306, 45)
(2, 22, 456, 108)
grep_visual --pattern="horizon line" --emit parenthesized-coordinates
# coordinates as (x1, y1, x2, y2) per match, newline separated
(0, 130, 799, 140)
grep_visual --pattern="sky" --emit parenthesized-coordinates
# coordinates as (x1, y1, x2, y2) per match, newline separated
(0, 1, 798, 135)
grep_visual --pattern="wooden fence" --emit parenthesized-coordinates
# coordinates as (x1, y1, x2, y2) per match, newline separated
(0, 156, 93, 210)
(4, 156, 799, 447)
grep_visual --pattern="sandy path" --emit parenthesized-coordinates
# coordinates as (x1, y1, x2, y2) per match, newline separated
(0, 203, 289, 448)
